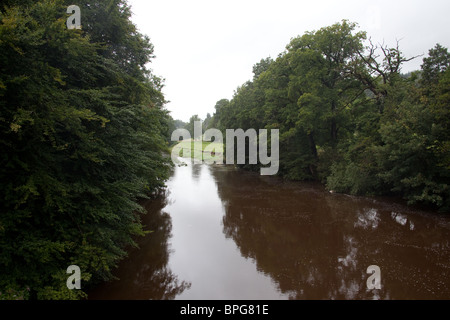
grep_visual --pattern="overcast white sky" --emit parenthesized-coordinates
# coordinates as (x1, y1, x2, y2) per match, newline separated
(127, 0, 450, 122)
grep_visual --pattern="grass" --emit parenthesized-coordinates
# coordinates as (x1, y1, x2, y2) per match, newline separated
(170, 140, 224, 162)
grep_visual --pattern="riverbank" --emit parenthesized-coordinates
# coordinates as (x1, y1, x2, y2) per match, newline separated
(169, 140, 446, 214)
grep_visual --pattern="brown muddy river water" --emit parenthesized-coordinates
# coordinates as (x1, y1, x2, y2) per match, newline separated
(89, 161, 450, 300)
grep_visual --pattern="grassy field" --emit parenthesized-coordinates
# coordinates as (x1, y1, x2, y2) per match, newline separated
(171, 140, 224, 162)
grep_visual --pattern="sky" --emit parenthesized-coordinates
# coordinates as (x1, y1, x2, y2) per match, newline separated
(127, 0, 450, 122)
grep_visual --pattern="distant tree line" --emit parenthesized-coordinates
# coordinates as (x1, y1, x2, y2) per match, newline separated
(208, 20, 450, 213)
(0, 0, 173, 299)
(174, 114, 213, 141)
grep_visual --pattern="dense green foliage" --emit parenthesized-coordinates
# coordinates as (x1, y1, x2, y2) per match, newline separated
(184, 114, 202, 139)
(210, 20, 450, 212)
(0, 0, 172, 299)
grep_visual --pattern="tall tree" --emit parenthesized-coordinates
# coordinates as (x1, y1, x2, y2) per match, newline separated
(421, 43, 450, 87)
(185, 114, 202, 139)
(207, 23, 449, 211)
(0, 0, 171, 299)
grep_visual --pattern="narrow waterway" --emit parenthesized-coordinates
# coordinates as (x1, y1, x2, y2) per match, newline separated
(89, 160, 450, 300)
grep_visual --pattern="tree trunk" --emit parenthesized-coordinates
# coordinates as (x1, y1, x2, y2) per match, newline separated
(331, 101, 338, 141)
(331, 118, 338, 141)
(308, 132, 318, 177)
(308, 132, 318, 160)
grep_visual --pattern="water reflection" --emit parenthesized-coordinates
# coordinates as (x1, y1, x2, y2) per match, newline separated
(391, 212, 415, 230)
(88, 194, 191, 300)
(354, 209, 380, 230)
(90, 162, 450, 300)
(163, 162, 286, 300)
(191, 163, 202, 181)
(210, 166, 450, 300)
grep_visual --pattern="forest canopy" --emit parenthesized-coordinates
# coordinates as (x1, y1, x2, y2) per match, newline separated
(0, 0, 172, 299)
(209, 20, 450, 213)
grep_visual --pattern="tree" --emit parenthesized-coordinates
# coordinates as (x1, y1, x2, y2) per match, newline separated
(185, 114, 202, 139)
(204, 21, 449, 212)
(203, 113, 212, 131)
(275, 20, 367, 177)
(351, 39, 420, 113)
(210, 99, 230, 130)
(252, 57, 273, 81)
(374, 75, 449, 210)
(173, 119, 187, 129)
(0, 0, 171, 299)
(421, 43, 450, 87)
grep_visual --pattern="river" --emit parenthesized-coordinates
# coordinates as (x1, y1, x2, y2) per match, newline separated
(89, 160, 450, 300)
